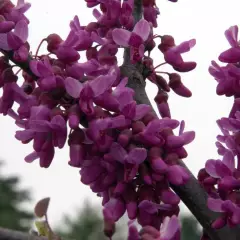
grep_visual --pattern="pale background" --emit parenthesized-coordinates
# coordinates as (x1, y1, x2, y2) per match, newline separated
(0, 0, 238, 227)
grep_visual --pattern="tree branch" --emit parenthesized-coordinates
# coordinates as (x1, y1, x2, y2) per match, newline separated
(0, 228, 47, 240)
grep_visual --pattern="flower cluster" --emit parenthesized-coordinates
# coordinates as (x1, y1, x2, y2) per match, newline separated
(199, 25, 240, 231)
(0, 0, 196, 239)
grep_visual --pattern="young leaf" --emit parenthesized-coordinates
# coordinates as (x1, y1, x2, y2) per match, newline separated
(35, 220, 49, 237)
(34, 197, 50, 217)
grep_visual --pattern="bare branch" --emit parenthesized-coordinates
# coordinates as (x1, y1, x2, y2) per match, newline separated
(0, 228, 46, 240)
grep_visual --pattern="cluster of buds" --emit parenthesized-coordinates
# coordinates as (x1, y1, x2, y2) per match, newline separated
(199, 26, 240, 231)
(0, 0, 197, 239)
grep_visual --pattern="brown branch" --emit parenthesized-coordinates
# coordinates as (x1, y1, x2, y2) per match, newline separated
(0, 228, 47, 240)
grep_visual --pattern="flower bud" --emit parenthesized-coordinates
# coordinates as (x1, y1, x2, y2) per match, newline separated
(46, 34, 62, 53)
(169, 73, 192, 97)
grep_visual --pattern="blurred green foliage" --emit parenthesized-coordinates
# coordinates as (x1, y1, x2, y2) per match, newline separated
(56, 201, 125, 240)
(181, 215, 201, 240)
(0, 161, 33, 231)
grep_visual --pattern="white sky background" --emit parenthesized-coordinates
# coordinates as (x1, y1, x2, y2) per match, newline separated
(0, 0, 239, 228)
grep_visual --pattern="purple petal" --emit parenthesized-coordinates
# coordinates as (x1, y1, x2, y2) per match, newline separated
(104, 198, 126, 221)
(50, 115, 67, 148)
(205, 159, 219, 178)
(112, 29, 131, 47)
(173, 39, 196, 54)
(134, 104, 151, 121)
(65, 77, 83, 98)
(215, 160, 232, 178)
(151, 157, 168, 173)
(225, 26, 239, 48)
(89, 68, 117, 97)
(161, 190, 180, 205)
(69, 144, 85, 167)
(14, 20, 28, 42)
(138, 200, 158, 214)
(25, 151, 39, 163)
(127, 148, 147, 164)
(133, 19, 150, 41)
(0, 33, 10, 50)
(80, 165, 103, 184)
(70, 15, 81, 31)
(7, 32, 22, 49)
(110, 142, 127, 163)
(37, 58, 53, 77)
(207, 198, 224, 212)
(29, 120, 51, 132)
(39, 76, 56, 91)
(167, 165, 189, 185)
(15, 129, 34, 141)
(222, 150, 235, 172)
(166, 131, 195, 148)
(160, 216, 180, 240)
(179, 120, 185, 135)
(109, 115, 127, 128)
(63, 30, 79, 47)
(219, 47, 240, 63)
(0, 21, 15, 33)
(29, 60, 41, 77)
(66, 63, 84, 79)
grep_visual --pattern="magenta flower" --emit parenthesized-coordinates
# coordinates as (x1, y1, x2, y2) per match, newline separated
(65, 66, 118, 115)
(86, 115, 128, 150)
(110, 142, 147, 165)
(30, 57, 62, 91)
(0, 19, 28, 51)
(164, 39, 197, 72)
(4, 0, 31, 23)
(110, 142, 147, 182)
(128, 215, 180, 240)
(0, 81, 27, 115)
(166, 120, 195, 148)
(0, 20, 15, 33)
(112, 19, 151, 63)
(93, 0, 121, 27)
(219, 26, 240, 63)
(84, 0, 102, 8)
(208, 61, 237, 96)
(70, 16, 93, 51)
(121, 100, 151, 121)
(120, 0, 134, 28)
(208, 198, 240, 227)
(103, 197, 126, 222)
(55, 30, 80, 63)
(137, 118, 179, 146)
(15, 105, 67, 167)
(143, 6, 160, 28)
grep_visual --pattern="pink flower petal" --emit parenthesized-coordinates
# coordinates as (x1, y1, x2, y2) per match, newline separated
(127, 147, 147, 164)
(160, 216, 180, 240)
(222, 150, 235, 172)
(112, 29, 131, 47)
(14, 20, 28, 42)
(65, 77, 83, 98)
(207, 198, 224, 212)
(133, 19, 150, 41)
(25, 151, 39, 163)
(138, 200, 158, 214)
(225, 25, 239, 48)
(110, 142, 127, 163)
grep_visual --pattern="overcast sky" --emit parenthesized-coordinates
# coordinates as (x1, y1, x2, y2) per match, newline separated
(0, 0, 239, 227)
